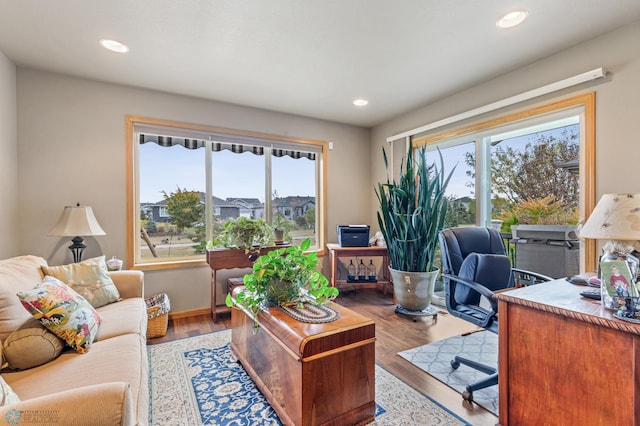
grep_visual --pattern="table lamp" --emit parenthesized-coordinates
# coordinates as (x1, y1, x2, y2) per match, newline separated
(580, 193, 640, 254)
(49, 203, 106, 263)
(579, 193, 640, 311)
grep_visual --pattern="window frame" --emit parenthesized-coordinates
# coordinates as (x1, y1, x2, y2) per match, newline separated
(412, 93, 596, 272)
(125, 115, 328, 271)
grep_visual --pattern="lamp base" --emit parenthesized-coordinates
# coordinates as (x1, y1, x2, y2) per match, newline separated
(68, 236, 86, 263)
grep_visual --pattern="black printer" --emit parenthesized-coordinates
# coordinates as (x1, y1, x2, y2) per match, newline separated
(337, 225, 370, 247)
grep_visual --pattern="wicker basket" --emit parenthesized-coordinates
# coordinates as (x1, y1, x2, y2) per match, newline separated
(145, 293, 171, 339)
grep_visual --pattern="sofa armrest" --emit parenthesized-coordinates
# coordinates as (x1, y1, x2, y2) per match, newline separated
(110, 270, 144, 299)
(0, 382, 134, 426)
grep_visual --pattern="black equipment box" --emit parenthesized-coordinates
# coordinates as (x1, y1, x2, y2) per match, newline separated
(337, 225, 370, 247)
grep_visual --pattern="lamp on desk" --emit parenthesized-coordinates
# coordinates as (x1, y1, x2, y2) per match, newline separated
(579, 193, 640, 310)
(49, 203, 106, 263)
(579, 193, 640, 256)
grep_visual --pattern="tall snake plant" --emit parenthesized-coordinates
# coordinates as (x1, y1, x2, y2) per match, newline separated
(376, 144, 454, 273)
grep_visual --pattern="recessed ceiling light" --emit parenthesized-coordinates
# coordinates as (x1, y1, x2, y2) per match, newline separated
(100, 39, 129, 53)
(353, 99, 369, 107)
(496, 10, 529, 29)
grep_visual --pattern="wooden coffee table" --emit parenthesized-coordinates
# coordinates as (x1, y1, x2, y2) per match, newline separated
(230, 300, 376, 426)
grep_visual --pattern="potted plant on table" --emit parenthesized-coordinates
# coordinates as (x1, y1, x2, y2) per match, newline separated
(225, 238, 339, 330)
(376, 144, 454, 313)
(271, 212, 291, 244)
(211, 217, 273, 257)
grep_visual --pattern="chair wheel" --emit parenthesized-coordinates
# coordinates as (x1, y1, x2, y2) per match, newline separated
(451, 360, 460, 370)
(462, 390, 473, 402)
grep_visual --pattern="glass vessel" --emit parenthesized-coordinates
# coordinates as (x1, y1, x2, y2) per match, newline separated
(347, 259, 356, 282)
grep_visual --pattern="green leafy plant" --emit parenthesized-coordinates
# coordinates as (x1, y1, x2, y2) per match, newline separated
(376, 144, 454, 273)
(212, 217, 273, 254)
(225, 238, 339, 330)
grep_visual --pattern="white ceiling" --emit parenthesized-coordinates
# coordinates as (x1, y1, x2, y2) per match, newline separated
(1, 0, 639, 128)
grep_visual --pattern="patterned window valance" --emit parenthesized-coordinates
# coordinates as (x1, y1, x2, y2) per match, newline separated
(139, 134, 316, 160)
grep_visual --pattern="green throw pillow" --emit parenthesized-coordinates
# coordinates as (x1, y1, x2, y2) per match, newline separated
(17, 276, 101, 354)
(41, 256, 121, 308)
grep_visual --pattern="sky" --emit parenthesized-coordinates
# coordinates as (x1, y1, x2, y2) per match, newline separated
(139, 144, 316, 203)
(139, 121, 577, 204)
(425, 122, 579, 200)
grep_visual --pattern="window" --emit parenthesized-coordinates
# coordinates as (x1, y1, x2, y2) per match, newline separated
(414, 93, 596, 272)
(126, 116, 327, 270)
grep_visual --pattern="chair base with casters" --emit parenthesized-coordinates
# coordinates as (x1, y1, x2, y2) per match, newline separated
(451, 356, 497, 402)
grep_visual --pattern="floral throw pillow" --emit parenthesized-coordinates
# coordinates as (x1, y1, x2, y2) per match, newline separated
(41, 256, 121, 308)
(17, 276, 101, 354)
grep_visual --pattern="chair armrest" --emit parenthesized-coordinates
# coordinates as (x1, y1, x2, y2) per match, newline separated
(0, 382, 133, 426)
(109, 270, 144, 299)
(442, 274, 498, 328)
(443, 273, 497, 300)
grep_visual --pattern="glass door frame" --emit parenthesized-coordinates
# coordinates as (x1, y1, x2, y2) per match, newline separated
(412, 93, 596, 273)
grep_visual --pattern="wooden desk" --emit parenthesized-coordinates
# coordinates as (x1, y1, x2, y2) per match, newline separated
(497, 279, 640, 425)
(326, 243, 393, 297)
(231, 300, 376, 426)
(206, 245, 286, 322)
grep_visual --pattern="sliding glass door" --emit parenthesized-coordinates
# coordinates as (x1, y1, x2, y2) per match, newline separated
(416, 93, 596, 275)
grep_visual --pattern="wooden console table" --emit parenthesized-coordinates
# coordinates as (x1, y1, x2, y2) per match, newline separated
(326, 243, 393, 298)
(497, 279, 640, 425)
(206, 245, 286, 322)
(231, 300, 376, 426)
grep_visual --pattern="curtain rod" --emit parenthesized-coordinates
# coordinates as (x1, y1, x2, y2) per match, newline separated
(386, 67, 606, 143)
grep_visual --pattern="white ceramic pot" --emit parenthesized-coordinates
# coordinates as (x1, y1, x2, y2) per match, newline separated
(389, 267, 438, 311)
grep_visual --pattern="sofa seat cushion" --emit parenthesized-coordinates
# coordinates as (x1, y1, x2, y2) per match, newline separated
(3, 333, 148, 426)
(96, 298, 147, 340)
(17, 276, 101, 354)
(0, 256, 47, 341)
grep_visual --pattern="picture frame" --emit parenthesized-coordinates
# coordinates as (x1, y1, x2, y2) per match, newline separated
(600, 259, 638, 298)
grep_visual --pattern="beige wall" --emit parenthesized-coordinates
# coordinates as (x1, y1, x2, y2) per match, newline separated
(15, 70, 370, 312)
(8, 18, 640, 313)
(0, 50, 17, 258)
(370, 20, 640, 232)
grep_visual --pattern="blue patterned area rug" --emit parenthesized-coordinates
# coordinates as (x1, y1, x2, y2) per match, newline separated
(398, 331, 498, 416)
(148, 330, 471, 425)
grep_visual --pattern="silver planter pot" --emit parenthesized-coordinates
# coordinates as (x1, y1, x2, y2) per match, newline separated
(389, 267, 438, 311)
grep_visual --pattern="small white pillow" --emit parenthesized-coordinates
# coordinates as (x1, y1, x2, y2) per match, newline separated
(0, 375, 19, 406)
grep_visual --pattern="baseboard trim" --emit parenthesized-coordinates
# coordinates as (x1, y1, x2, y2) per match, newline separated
(168, 308, 211, 320)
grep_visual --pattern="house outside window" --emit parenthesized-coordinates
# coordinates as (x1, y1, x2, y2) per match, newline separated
(126, 116, 327, 270)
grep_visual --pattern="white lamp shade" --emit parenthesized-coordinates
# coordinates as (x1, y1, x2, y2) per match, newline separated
(49, 205, 106, 237)
(579, 193, 640, 240)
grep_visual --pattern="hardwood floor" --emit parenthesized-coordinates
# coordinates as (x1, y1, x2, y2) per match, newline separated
(149, 288, 498, 426)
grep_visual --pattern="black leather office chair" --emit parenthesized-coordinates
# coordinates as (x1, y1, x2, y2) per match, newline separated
(438, 226, 551, 402)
